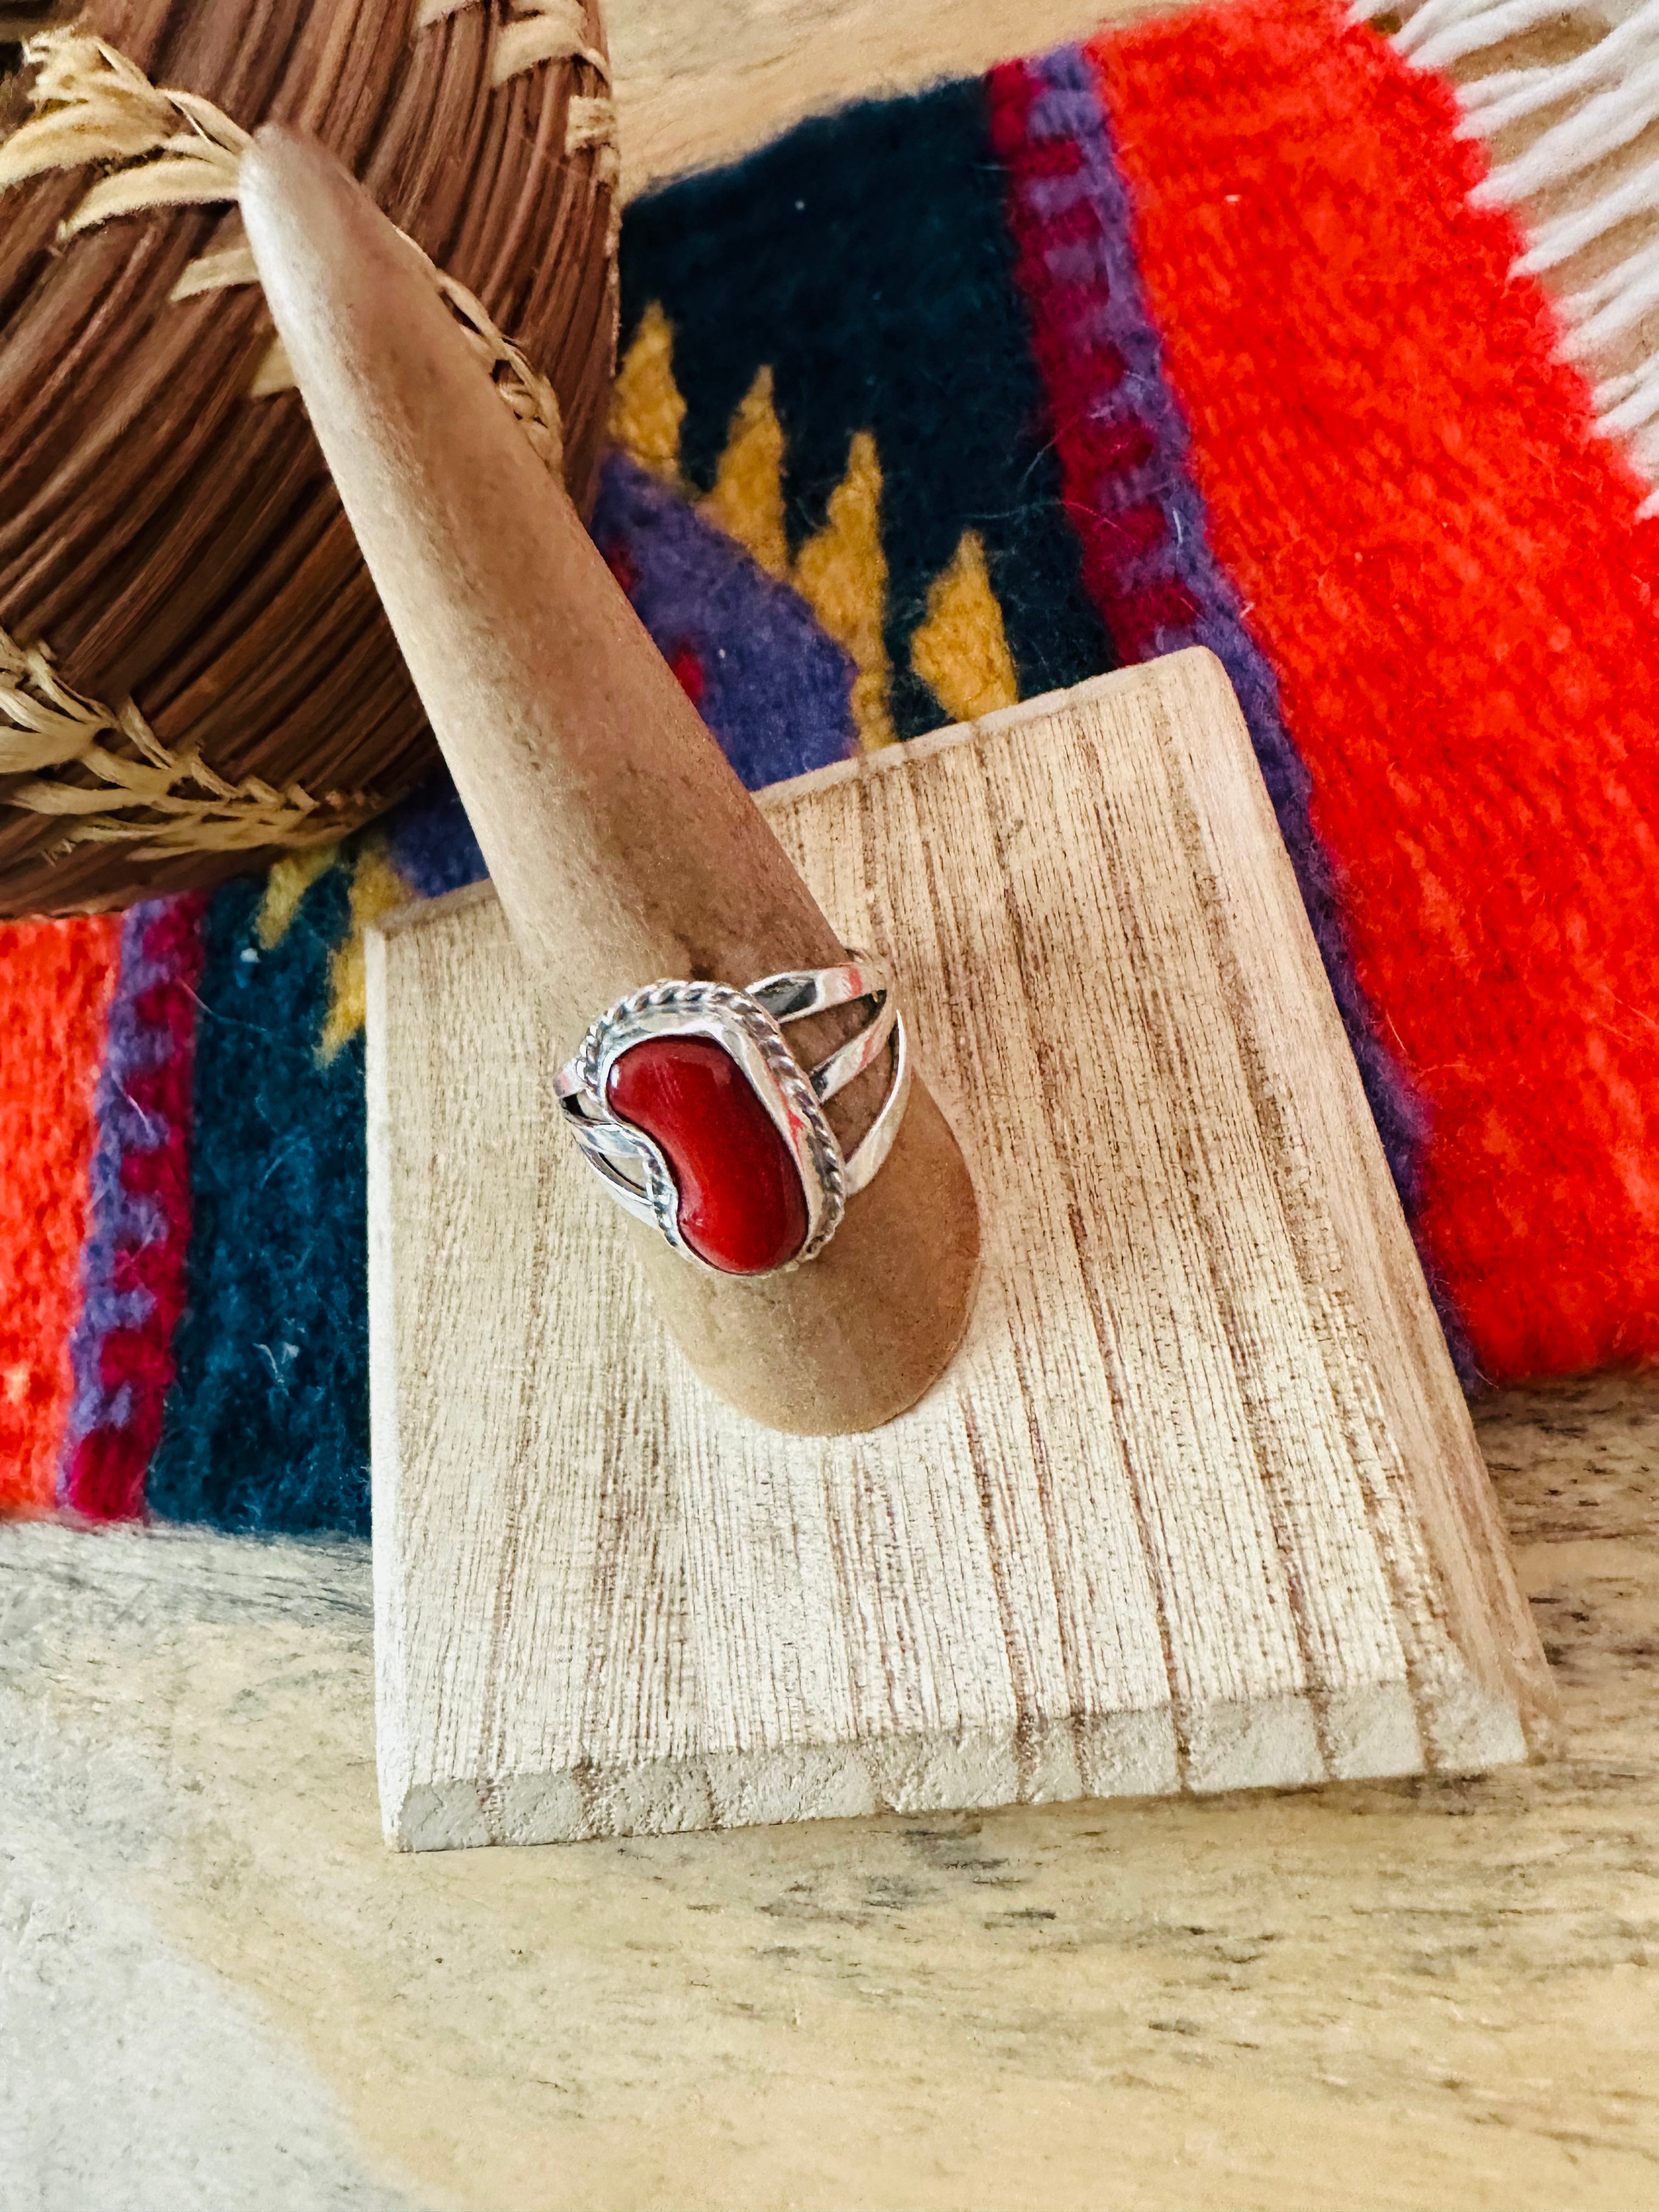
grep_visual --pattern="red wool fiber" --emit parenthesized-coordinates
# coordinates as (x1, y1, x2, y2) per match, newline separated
(0, 916, 120, 1510)
(1093, 0, 1659, 1379)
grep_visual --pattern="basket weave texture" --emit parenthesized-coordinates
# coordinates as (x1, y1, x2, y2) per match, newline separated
(0, 0, 616, 917)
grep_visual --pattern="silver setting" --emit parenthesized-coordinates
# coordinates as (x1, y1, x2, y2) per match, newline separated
(555, 958, 911, 1276)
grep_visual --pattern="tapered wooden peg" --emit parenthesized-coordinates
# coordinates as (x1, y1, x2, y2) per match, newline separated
(239, 126, 981, 1436)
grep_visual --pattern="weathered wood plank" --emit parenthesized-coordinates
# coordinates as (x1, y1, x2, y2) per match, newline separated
(2, 1375, 1651, 2209)
(366, 651, 1552, 1848)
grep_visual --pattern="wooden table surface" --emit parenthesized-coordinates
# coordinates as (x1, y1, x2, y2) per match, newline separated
(4, 4, 1657, 2208)
(4, 1375, 1656, 2210)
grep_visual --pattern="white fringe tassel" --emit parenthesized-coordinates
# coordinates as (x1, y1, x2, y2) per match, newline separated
(1353, 0, 1659, 516)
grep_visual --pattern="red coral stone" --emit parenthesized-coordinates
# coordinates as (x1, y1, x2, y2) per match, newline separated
(606, 1035, 810, 1274)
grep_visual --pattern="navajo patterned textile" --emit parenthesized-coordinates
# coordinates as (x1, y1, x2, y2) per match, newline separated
(7, 0, 1659, 1533)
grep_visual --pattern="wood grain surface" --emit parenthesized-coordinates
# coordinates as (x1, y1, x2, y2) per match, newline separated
(1, 1373, 1652, 2209)
(367, 654, 1549, 1849)
(607, 0, 1166, 199)
(4, 2, 1654, 2205)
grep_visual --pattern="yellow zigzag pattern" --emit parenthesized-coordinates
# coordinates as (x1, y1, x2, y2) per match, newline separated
(255, 845, 338, 951)
(700, 366, 789, 579)
(247, 308, 1019, 1062)
(610, 301, 685, 486)
(319, 840, 411, 1065)
(790, 428, 894, 749)
(911, 532, 1019, 726)
(251, 836, 413, 1062)
(611, 308, 1019, 747)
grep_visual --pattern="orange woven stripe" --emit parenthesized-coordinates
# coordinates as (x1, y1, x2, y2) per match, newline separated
(0, 917, 121, 1512)
(1091, 0, 1659, 1378)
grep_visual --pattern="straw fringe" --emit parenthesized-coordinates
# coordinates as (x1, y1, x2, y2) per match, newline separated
(0, 29, 568, 468)
(494, 0, 611, 88)
(0, 25, 603, 854)
(167, 233, 258, 298)
(0, 32, 248, 214)
(413, 0, 611, 87)
(432, 261, 565, 472)
(1354, 0, 1659, 515)
(566, 91, 619, 191)
(0, 625, 380, 856)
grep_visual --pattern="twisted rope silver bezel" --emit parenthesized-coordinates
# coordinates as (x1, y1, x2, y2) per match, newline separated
(565, 978, 849, 1273)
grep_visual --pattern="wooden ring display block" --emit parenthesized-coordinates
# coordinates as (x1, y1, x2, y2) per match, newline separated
(366, 653, 1554, 1851)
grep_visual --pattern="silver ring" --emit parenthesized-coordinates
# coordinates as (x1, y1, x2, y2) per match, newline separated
(554, 957, 911, 1276)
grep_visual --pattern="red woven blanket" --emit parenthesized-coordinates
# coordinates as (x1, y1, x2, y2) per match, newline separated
(5, 0, 1658, 1531)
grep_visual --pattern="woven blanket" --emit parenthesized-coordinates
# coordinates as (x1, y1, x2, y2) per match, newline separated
(6, 0, 1659, 1534)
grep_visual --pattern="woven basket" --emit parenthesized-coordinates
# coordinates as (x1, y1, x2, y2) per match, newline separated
(0, 0, 616, 918)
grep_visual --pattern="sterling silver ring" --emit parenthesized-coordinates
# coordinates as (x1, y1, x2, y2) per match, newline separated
(554, 958, 910, 1277)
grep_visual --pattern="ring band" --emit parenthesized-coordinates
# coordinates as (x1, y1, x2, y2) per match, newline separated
(555, 958, 911, 1277)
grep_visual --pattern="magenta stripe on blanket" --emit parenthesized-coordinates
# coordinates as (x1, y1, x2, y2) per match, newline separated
(60, 894, 206, 1521)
